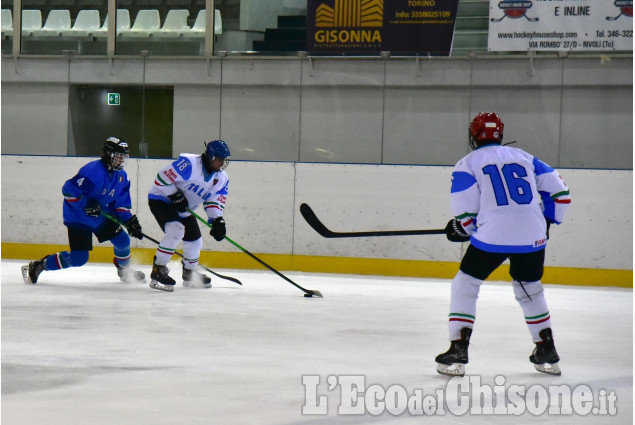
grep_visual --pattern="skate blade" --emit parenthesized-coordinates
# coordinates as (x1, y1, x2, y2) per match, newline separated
(182, 281, 212, 289)
(436, 363, 465, 377)
(21, 265, 34, 284)
(534, 363, 561, 375)
(120, 275, 147, 284)
(149, 280, 175, 292)
(119, 270, 146, 284)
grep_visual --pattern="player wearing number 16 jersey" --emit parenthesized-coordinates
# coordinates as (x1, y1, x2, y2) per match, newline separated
(436, 113, 571, 377)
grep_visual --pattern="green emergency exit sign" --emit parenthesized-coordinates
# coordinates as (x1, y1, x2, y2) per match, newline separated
(108, 93, 120, 105)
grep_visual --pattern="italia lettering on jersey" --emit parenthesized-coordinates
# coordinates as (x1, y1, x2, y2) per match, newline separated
(450, 144, 570, 253)
(149, 153, 229, 220)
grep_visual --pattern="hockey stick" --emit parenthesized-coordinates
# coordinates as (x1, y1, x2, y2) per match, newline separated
(300, 203, 446, 238)
(101, 212, 242, 286)
(187, 208, 323, 298)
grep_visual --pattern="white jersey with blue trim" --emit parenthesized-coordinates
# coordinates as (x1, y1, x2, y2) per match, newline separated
(149, 153, 229, 221)
(450, 144, 570, 253)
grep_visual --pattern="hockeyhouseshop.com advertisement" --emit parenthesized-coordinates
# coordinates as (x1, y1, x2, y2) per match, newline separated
(488, 0, 633, 52)
(301, 375, 618, 417)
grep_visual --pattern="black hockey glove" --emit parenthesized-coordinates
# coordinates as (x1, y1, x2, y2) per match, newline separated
(125, 215, 143, 240)
(210, 217, 226, 241)
(84, 200, 101, 217)
(445, 219, 470, 243)
(545, 218, 554, 240)
(168, 191, 188, 213)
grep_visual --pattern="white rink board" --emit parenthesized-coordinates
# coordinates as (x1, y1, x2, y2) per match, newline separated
(1, 156, 632, 270)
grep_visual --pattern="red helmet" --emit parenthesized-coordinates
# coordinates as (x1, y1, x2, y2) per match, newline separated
(469, 112, 504, 150)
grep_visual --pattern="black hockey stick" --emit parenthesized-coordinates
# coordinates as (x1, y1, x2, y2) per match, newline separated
(300, 203, 446, 238)
(102, 212, 242, 286)
(188, 208, 323, 298)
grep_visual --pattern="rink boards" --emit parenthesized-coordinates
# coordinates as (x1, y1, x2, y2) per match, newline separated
(1, 156, 631, 287)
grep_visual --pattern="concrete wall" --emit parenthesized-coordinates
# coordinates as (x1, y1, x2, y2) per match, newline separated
(1, 55, 632, 169)
(2, 156, 632, 271)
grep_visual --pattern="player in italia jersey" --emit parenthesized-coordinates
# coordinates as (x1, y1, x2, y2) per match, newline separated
(147, 140, 230, 292)
(436, 113, 571, 377)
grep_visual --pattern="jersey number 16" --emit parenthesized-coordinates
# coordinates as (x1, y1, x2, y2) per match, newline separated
(482, 163, 533, 206)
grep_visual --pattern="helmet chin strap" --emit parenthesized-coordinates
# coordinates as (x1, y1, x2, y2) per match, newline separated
(202, 153, 214, 174)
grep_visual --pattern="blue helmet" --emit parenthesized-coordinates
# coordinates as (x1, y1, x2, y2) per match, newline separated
(205, 139, 231, 170)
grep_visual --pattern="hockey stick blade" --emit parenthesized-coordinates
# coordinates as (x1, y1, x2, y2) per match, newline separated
(187, 208, 322, 298)
(300, 203, 446, 238)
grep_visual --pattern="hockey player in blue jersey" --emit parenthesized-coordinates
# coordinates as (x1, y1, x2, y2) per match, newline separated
(22, 137, 146, 285)
(146, 140, 230, 292)
(435, 113, 571, 377)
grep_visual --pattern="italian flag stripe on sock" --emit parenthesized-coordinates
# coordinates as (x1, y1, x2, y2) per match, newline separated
(449, 313, 475, 324)
(526, 312, 550, 324)
(157, 245, 176, 255)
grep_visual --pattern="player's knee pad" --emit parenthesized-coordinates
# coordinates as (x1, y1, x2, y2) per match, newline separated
(452, 270, 483, 300)
(183, 238, 203, 262)
(110, 229, 131, 251)
(69, 250, 89, 267)
(162, 221, 186, 248)
(513, 280, 544, 303)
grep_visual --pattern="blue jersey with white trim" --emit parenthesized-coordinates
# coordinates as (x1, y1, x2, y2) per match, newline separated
(450, 144, 570, 253)
(149, 153, 229, 221)
(62, 159, 133, 230)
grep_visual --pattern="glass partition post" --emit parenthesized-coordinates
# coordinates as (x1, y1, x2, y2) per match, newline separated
(205, 0, 215, 57)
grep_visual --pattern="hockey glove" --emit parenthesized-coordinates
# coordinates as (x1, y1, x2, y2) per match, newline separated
(84, 200, 101, 217)
(210, 217, 226, 241)
(445, 219, 470, 243)
(168, 191, 188, 213)
(125, 215, 143, 240)
(545, 218, 554, 240)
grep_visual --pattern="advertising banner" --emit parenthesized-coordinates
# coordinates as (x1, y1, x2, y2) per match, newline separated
(306, 0, 460, 55)
(488, 0, 633, 52)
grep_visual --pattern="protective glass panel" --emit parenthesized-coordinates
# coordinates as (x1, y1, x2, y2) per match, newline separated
(19, 1, 108, 55)
(68, 85, 174, 159)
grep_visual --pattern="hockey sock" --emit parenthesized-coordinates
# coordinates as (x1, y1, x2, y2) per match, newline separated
(182, 237, 203, 269)
(111, 230, 131, 267)
(45, 250, 89, 271)
(513, 280, 552, 342)
(155, 221, 185, 266)
(448, 270, 483, 340)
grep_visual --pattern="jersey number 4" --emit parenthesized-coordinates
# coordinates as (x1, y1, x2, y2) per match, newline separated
(482, 163, 533, 206)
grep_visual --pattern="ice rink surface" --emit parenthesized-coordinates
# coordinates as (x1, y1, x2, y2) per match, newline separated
(2, 259, 632, 424)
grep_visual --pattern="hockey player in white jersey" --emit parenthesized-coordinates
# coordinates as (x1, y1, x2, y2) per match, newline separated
(436, 112, 571, 377)
(147, 140, 230, 292)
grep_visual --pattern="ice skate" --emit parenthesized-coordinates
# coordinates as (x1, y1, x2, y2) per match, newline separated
(529, 328, 561, 375)
(149, 257, 176, 292)
(21, 257, 46, 284)
(182, 263, 211, 288)
(113, 258, 146, 283)
(436, 327, 472, 377)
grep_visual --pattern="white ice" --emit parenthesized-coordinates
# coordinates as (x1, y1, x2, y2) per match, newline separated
(2, 259, 632, 424)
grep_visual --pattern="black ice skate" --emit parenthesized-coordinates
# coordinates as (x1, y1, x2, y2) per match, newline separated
(182, 263, 211, 288)
(21, 257, 46, 284)
(113, 258, 146, 283)
(529, 328, 561, 375)
(435, 327, 472, 377)
(149, 257, 176, 292)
